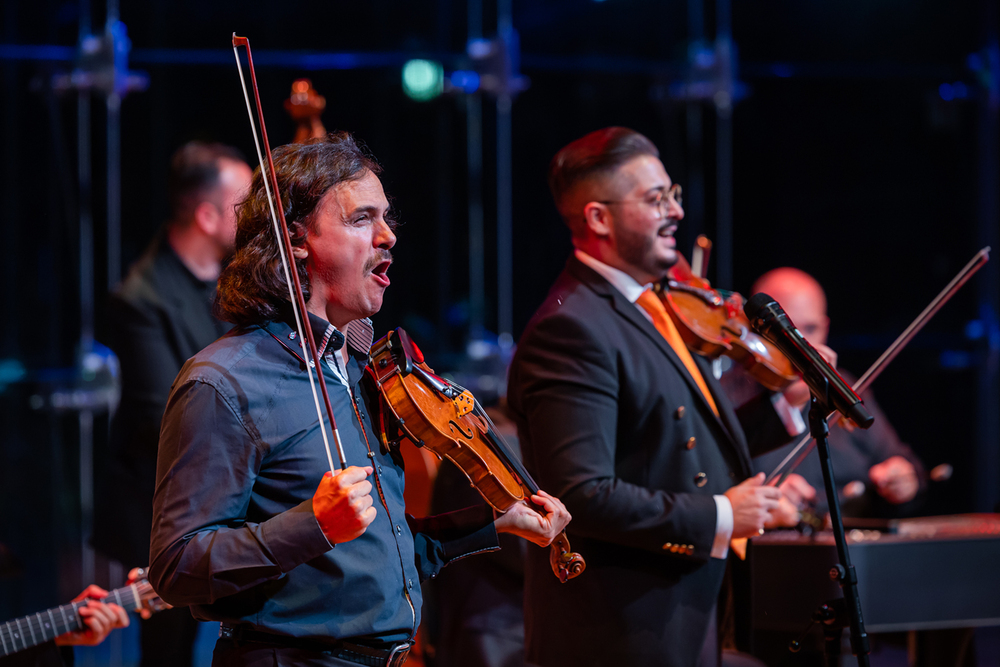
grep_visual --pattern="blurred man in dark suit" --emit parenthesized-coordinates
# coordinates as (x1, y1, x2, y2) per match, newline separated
(93, 141, 252, 667)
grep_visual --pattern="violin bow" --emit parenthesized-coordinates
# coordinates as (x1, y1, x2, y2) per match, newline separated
(232, 34, 348, 472)
(766, 246, 991, 486)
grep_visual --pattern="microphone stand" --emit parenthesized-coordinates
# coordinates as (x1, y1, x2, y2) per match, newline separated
(809, 379, 871, 667)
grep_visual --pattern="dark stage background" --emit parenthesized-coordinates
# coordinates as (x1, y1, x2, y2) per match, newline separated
(1, 0, 998, 650)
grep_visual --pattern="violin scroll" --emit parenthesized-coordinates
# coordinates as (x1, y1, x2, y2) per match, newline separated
(551, 533, 586, 583)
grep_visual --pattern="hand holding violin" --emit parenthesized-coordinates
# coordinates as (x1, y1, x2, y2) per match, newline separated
(313, 466, 377, 545)
(494, 491, 572, 548)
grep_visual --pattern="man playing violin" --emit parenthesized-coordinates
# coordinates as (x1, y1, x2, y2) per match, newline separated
(736, 267, 925, 523)
(148, 132, 570, 667)
(506, 127, 833, 667)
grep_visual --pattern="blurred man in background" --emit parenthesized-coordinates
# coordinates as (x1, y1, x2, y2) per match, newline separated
(732, 267, 925, 523)
(93, 141, 252, 667)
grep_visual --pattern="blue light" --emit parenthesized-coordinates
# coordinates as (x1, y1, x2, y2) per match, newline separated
(771, 63, 794, 78)
(939, 350, 972, 369)
(450, 70, 480, 94)
(965, 319, 986, 340)
(940, 81, 970, 101)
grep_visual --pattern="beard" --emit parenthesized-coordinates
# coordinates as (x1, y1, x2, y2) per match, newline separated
(614, 220, 677, 279)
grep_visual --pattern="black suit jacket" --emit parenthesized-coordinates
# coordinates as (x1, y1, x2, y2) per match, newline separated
(507, 256, 790, 667)
(93, 233, 229, 566)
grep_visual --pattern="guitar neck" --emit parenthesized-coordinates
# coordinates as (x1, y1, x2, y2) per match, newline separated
(0, 584, 142, 657)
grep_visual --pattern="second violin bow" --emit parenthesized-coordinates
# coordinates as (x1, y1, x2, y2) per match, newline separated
(766, 246, 991, 486)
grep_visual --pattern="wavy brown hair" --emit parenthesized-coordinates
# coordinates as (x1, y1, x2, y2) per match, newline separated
(216, 132, 381, 327)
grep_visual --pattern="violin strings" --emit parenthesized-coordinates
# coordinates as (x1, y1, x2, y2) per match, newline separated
(459, 384, 533, 493)
(233, 43, 339, 475)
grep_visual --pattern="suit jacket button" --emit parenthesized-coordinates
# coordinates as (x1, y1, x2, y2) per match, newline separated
(694, 472, 708, 487)
(686, 436, 696, 450)
(675, 406, 686, 419)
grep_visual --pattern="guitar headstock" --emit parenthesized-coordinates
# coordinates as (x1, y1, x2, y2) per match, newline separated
(126, 568, 172, 616)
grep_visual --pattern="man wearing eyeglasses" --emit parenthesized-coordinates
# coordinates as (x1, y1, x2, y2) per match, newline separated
(507, 127, 823, 667)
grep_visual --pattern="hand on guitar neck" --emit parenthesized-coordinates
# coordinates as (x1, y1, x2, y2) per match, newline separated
(52, 585, 130, 648)
(0, 568, 168, 656)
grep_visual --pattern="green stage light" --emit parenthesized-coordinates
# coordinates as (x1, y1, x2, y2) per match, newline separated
(402, 59, 443, 101)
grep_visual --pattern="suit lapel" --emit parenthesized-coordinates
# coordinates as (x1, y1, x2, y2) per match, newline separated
(568, 257, 751, 472)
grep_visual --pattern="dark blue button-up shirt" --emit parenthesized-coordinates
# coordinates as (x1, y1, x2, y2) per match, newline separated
(148, 313, 499, 644)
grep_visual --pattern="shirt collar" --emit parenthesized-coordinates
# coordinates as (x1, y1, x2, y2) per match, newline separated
(574, 249, 651, 304)
(288, 309, 372, 361)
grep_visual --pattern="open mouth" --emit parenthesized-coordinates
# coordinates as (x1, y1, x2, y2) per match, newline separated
(658, 224, 678, 240)
(371, 259, 392, 287)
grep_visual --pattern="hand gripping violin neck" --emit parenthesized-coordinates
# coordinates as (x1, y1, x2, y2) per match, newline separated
(368, 328, 586, 583)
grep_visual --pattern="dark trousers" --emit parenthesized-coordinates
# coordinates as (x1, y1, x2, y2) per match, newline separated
(141, 606, 199, 667)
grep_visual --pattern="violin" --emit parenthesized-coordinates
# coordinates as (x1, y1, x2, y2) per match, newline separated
(368, 328, 586, 584)
(658, 252, 798, 392)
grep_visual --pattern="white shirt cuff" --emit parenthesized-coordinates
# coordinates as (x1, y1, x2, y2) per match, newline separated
(771, 392, 807, 436)
(711, 495, 734, 559)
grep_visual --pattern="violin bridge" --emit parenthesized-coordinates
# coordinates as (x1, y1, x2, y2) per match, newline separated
(453, 390, 475, 417)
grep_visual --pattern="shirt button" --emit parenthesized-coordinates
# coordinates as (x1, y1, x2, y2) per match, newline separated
(407, 578, 414, 589)
(396, 524, 402, 535)
(686, 437, 696, 450)
(694, 472, 708, 487)
(288, 331, 297, 340)
(675, 406, 685, 419)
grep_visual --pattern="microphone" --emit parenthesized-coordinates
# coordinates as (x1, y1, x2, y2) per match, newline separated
(744, 293, 874, 429)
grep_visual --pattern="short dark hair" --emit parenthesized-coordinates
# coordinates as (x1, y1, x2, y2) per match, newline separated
(167, 141, 246, 222)
(548, 127, 659, 230)
(216, 131, 383, 328)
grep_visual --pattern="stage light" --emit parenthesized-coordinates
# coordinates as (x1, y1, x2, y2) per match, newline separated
(402, 59, 443, 101)
(450, 70, 480, 94)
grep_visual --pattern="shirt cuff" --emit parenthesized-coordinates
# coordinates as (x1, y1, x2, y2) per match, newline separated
(771, 391, 807, 436)
(261, 498, 335, 573)
(441, 516, 500, 563)
(711, 495, 734, 559)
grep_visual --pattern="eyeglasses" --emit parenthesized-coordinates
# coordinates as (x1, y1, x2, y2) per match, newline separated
(598, 183, 683, 217)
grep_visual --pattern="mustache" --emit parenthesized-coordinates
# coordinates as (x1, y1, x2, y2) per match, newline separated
(364, 249, 393, 273)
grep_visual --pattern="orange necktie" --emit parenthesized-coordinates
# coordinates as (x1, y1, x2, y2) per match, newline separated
(636, 288, 720, 417)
